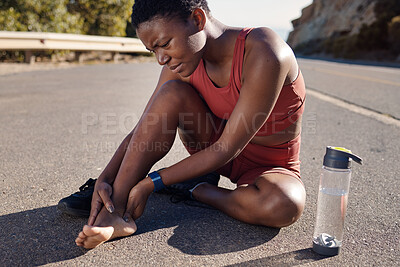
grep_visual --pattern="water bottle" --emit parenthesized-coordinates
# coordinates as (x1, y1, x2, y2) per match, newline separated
(312, 146, 362, 256)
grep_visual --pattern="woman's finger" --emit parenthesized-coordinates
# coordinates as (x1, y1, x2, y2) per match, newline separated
(98, 187, 115, 213)
(88, 198, 102, 226)
(123, 192, 136, 221)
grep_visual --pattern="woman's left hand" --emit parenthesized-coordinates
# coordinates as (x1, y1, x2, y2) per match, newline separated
(123, 177, 154, 222)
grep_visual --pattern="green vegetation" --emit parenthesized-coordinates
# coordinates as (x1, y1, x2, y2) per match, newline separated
(0, 0, 136, 62)
(293, 0, 400, 61)
(0, 0, 83, 33)
(0, 0, 135, 36)
(67, 0, 134, 37)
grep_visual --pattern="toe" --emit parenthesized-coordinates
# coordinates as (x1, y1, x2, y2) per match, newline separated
(78, 231, 87, 239)
(75, 230, 88, 247)
(76, 238, 84, 247)
(80, 226, 114, 249)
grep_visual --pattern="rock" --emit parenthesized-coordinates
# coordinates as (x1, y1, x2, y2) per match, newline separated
(288, 0, 377, 49)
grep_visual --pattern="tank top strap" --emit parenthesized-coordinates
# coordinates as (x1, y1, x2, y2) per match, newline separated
(231, 28, 255, 90)
(238, 27, 254, 40)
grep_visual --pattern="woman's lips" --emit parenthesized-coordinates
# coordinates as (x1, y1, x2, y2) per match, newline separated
(170, 63, 182, 73)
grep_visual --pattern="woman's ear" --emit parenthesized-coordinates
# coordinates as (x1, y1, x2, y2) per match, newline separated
(191, 8, 207, 31)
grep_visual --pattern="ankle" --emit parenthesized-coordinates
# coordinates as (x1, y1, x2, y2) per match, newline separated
(114, 209, 125, 217)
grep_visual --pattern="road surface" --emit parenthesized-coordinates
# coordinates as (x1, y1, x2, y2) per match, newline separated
(0, 58, 399, 266)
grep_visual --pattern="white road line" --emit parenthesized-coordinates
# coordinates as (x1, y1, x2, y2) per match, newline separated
(307, 88, 400, 128)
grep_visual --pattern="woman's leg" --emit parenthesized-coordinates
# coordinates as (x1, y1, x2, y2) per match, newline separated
(192, 173, 306, 228)
(76, 80, 219, 248)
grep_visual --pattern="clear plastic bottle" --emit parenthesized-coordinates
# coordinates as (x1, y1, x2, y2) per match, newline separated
(312, 147, 362, 256)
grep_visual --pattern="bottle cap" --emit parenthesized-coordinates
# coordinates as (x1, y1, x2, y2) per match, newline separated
(323, 146, 362, 169)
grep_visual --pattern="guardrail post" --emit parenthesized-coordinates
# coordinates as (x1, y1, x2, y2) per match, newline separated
(75, 52, 84, 63)
(112, 52, 120, 63)
(24, 51, 35, 65)
(51, 53, 58, 63)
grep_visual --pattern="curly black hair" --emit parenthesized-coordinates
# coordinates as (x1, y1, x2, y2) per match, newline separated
(131, 0, 210, 28)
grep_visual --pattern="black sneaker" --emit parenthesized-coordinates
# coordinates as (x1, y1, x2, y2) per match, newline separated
(57, 178, 96, 217)
(158, 172, 220, 206)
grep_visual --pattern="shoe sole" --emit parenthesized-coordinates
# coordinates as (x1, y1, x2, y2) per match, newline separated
(57, 202, 90, 218)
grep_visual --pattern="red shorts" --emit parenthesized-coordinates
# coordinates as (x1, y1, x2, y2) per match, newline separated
(183, 119, 302, 186)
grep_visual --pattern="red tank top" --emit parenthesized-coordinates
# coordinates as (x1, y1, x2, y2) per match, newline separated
(189, 28, 306, 136)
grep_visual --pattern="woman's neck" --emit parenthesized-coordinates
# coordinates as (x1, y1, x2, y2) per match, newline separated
(202, 18, 238, 65)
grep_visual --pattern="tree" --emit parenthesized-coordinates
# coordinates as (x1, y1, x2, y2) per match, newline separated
(0, 0, 136, 37)
(67, 0, 135, 37)
(0, 0, 83, 33)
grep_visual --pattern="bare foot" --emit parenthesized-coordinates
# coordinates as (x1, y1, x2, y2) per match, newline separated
(75, 207, 137, 249)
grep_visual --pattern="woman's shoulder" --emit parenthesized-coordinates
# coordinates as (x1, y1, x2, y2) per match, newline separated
(245, 27, 293, 61)
(247, 27, 284, 45)
(244, 27, 298, 84)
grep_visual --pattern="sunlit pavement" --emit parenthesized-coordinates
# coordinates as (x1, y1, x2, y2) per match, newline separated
(0, 60, 398, 266)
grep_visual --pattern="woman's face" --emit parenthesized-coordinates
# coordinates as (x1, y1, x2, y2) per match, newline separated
(136, 14, 206, 77)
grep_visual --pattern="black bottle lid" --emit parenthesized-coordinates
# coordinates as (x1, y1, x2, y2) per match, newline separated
(323, 146, 362, 169)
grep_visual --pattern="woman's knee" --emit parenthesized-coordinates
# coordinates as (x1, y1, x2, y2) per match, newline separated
(254, 175, 306, 228)
(157, 80, 198, 105)
(158, 80, 216, 145)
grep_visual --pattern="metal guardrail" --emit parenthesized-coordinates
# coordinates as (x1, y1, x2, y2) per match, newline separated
(0, 31, 150, 64)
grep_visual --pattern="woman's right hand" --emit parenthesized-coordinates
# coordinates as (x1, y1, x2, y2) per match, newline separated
(88, 180, 115, 226)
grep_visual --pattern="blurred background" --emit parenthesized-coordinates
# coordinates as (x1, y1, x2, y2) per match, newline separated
(0, 0, 399, 63)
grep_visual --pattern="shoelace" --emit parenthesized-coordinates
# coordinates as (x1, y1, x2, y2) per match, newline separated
(77, 178, 96, 195)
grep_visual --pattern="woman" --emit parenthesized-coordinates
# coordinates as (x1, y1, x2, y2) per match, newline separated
(75, 0, 306, 249)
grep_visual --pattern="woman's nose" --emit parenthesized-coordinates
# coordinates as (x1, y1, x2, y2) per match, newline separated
(156, 50, 170, 65)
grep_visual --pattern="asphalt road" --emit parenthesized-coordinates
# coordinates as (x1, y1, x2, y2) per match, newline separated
(0, 59, 399, 266)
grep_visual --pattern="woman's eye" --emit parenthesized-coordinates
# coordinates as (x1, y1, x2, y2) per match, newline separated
(161, 40, 170, 48)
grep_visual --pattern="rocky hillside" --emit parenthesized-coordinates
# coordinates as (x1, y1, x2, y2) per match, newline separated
(287, 0, 400, 61)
